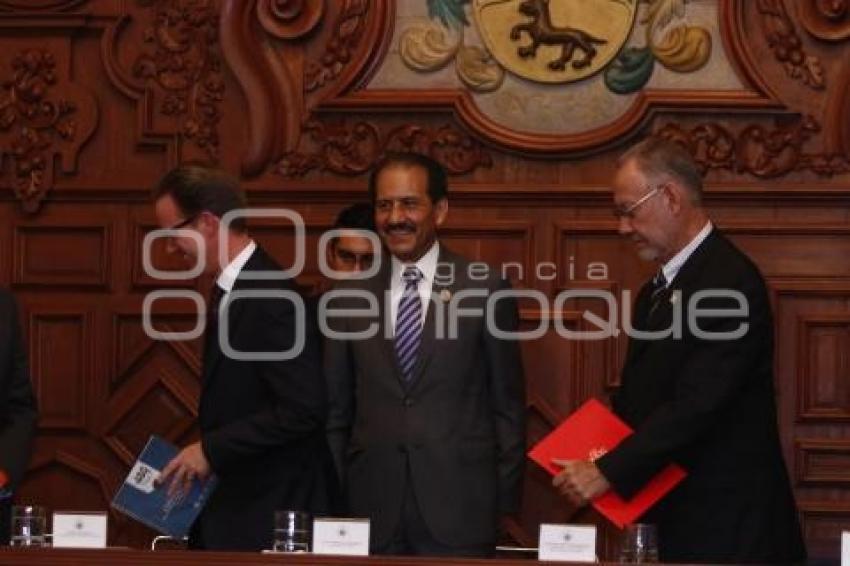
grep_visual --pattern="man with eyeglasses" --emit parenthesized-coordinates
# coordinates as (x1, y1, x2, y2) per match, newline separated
(552, 138, 805, 563)
(151, 165, 337, 550)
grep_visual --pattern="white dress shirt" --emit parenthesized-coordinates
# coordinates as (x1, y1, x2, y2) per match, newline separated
(215, 240, 257, 292)
(661, 221, 713, 286)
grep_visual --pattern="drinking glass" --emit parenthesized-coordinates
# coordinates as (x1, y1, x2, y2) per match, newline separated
(10, 505, 47, 547)
(273, 510, 311, 552)
(619, 523, 658, 563)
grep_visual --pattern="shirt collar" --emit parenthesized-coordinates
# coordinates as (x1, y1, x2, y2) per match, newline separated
(216, 240, 257, 292)
(661, 221, 713, 286)
(391, 241, 440, 287)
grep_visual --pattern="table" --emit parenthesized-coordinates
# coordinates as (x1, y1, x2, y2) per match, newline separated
(0, 548, 707, 565)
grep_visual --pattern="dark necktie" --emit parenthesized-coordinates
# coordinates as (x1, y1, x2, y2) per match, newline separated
(647, 270, 668, 320)
(395, 266, 423, 382)
(207, 283, 225, 329)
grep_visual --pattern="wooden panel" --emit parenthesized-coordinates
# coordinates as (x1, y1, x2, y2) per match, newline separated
(723, 225, 850, 279)
(796, 440, 850, 486)
(440, 219, 535, 289)
(13, 225, 111, 289)
(796, 314, 850, 422)
(27, 309, 92, 430)
(798, 503, 850, 561)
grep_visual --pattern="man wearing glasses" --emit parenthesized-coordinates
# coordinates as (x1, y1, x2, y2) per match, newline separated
(152, 166, 337, 550)
(552, 138, 805, 563)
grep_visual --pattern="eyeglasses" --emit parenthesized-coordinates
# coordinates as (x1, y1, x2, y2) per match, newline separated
(613, 185, 663, 219)
(166, 215, 198, 231)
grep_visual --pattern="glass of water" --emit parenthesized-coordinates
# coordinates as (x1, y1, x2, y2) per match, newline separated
(619, 523, 658, 563)
(273, 510, 311, 552)
(10, 505, 47, 547)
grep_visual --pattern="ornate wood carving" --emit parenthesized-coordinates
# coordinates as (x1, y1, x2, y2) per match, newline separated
(656, 115, 850, 178)
(277, 120, 493, 178)
(0, 49, 97, 213)
(305, 0, 368, 93)
(219, 0, 304, 176)
(132, 0, 224, 162)
(256, 0, 324, 39)
(756, 0, 826, 89)
(799, 0, 850, 41)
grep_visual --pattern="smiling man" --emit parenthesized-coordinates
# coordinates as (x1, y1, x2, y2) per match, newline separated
(324, 153, 526, 556)
(552, 138, 805, 563)
(151, 165, 337, 551)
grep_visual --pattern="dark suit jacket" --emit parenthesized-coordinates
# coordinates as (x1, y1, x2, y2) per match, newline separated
(596, 229, 805, 564)
(0, 289, 37, 490)
(324, 246, 526, 549)
(193, 246, 338, 551)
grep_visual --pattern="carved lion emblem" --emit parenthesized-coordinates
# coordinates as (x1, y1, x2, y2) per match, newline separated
(472, 0, 638, 83)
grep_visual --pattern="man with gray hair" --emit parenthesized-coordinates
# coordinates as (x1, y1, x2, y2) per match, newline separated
(553, 137, 806, 563)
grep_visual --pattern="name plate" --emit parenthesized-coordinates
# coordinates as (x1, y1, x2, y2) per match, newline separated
(52, 512, 108, 548)
(538, 523, 596, 563)
(842, 531, 849, 566)
(312, 518, 370, 556)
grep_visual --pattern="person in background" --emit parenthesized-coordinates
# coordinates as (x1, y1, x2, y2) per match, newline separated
(326, 202, 376, 276)
(0, 289, 37, 545)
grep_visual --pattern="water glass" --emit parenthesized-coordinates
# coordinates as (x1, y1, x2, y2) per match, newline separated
(10, 505, 47, 547)
(619, 523, 658, 563)
(273, 510, 311, 553)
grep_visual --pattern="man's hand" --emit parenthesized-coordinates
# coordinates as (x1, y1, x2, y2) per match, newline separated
(552, 459, 610, 507)
(158, 442, 211, 497)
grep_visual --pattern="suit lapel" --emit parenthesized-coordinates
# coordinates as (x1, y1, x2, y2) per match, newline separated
(369, 256, 405, 387)
(201, 247, 262, 391)
(628, 229, 722, 357)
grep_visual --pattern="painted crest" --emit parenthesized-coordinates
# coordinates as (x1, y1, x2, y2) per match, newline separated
(473, 0, 638, 83)
(400, 0, 712, 95)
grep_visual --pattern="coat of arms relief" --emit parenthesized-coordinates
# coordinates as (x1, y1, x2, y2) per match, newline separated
(400, 0, 712, 94)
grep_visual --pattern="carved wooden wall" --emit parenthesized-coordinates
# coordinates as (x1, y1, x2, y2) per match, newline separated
(1, 0, 849, 559)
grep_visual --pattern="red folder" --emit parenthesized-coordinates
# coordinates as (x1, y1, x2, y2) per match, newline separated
(529, 398, 686, 528)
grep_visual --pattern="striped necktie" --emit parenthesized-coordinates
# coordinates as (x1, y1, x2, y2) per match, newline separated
(647, 269, 668, 320)
(395, 266, 423, 382)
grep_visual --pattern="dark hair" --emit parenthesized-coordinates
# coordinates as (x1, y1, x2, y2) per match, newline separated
(333, 202, 375, 231)
(618, 136, 704, 205)
(367, 152, 448, 204)
(153, 165, 248, 232)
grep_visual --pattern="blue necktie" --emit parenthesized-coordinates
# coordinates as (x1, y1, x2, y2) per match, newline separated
(395, 266, 423, 382)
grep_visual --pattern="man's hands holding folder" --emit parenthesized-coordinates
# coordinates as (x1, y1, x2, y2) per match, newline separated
(552, 459, 610, 506)
(158, 442, 211, 497)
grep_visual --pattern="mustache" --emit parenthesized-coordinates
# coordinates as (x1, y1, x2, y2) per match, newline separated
(384, 222, 415, 233)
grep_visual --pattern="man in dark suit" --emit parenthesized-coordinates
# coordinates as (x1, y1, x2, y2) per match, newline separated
(153, 166, 336, 550)
(324, 153, 526, 556)
(553, 137, 806, 563)
(0, 289, 37, 544)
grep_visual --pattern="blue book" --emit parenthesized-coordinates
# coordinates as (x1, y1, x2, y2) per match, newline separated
(111, 435, 217, 538)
